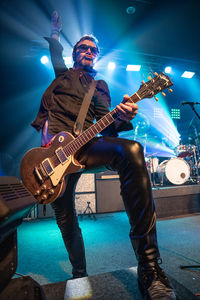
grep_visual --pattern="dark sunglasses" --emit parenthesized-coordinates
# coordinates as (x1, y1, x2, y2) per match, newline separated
(76, 44, 98, 55)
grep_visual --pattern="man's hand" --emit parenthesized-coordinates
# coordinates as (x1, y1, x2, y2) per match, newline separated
(116, 94, 138, 122)
(51, 10, 62, 40)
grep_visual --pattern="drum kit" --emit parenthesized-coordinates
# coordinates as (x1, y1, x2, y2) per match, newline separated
(146, 143, 200, 186)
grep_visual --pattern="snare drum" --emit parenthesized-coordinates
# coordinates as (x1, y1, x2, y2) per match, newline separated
(157, 158, 190, 185)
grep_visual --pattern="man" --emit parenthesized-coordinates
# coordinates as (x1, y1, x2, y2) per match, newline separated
(31, 11, 176, 300)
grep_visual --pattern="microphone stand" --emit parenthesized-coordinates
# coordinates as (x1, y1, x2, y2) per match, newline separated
(188, 103, 200, 121)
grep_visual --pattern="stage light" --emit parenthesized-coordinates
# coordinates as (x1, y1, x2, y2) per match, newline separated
(153, 108, 163, 119)
(126, 65, 141, 71)
(107, 62, 116, 71)
(165, 66, 172, 74)
(40, 56, 49, 64)
(171, 108, 180, 120)
(181, 71, 195, 78)
(64, 56, 72, 66)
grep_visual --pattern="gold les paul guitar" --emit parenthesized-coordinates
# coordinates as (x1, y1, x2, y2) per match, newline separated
(20, 72, 173, 204)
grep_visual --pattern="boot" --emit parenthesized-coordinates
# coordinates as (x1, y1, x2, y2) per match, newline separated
(138, 259, 176, 300)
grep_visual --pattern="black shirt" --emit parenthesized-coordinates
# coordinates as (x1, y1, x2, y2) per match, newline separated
(31, 38, 133, 137)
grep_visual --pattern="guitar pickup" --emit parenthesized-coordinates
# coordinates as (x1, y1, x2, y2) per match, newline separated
(41, 159, 54, 176)
(55, 147, 68, 164)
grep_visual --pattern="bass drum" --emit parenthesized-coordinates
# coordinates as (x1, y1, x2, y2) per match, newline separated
(157, 158, 190, 185)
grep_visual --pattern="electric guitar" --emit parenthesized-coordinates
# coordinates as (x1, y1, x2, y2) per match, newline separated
(20, 72, 173, 204)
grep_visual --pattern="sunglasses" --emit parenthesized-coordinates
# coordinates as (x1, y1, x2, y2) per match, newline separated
(76, 44, 98, 55)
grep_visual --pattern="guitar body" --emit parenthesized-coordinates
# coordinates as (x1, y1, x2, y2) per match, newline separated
(20, 131, 83, 204)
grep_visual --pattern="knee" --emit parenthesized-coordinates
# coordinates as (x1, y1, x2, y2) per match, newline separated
(110, 140, 144, 171)
(121, 140, 144, 160)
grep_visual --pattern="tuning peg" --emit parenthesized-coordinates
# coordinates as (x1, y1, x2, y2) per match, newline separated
(154, 72, 158, 76)
(148, 76, 152, 80)
(161, 92, 166, 97)
(168, 88, 173, 93)
(154, 96, 159, 101)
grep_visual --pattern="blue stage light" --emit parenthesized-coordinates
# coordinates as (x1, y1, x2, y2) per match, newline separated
(107, 62, 116, 71)
(181, 71, 195, 78)
(126, 65, 141, 71)
(165, 66, 172, 74)
(40, 56, 49, 64)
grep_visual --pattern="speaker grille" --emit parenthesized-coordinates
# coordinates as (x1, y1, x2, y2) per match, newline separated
(0, 183, 31, 202)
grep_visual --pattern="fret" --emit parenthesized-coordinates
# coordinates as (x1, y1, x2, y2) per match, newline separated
(105, 114, 114, 123)
(75, 138, 83, 148)
(95, 122, 102, 132)
(101, 119, 106, 127)
(90, 127, 96, 136)
(61, 108, 120, 156)
(63, 146, 70, 157)
(67, 143, 77, 154)
(91, 125, 99, 135)
(96, 121, 104, 131)
(86, 129, 93, 139)
(103, 116, 110, 126)
(98, 119, 106, 129)
(80, 133, 88, 143)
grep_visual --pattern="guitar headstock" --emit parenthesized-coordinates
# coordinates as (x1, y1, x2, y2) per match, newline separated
(137, 72, 173, 101)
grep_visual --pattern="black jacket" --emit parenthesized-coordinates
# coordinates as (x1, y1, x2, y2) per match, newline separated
(31, 37, 133, 137)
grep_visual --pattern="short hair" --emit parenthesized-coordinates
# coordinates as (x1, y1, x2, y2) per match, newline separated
(72, 34, 100, 61)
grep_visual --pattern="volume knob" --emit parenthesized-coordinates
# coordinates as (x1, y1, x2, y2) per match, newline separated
(41, 184, 47, 190)
(48, 189, 54, 195)
(41, 194, 47, 200)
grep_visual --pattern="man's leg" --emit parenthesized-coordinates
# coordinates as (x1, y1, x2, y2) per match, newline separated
(76, 136, 176, 299)
(51, 172, 88, 278)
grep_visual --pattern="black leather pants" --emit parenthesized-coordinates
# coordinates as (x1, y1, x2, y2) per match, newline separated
(51, 136, 160, 277)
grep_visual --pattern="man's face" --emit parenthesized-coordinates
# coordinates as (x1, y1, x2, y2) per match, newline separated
(73, 39, 98, 68)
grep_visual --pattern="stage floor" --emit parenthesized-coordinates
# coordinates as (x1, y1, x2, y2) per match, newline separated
(13, 212, 200, 299)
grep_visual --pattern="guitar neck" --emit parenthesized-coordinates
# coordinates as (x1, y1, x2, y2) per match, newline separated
(62, 93, 140, 156)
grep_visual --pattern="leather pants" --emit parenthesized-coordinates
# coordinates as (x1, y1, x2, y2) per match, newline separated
(51, 136, 160, 277)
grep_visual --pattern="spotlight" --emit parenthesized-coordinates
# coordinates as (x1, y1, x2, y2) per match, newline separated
(181, 71, 195, 78)
(107, 62, 116, 71)
(40, 56, 49, 64)
(126, 65, 141, 71)
(165, 66, 172, 74)
(171, 108, 180, 120)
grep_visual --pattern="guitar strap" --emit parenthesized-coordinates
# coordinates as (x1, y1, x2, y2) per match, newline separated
(73, 79, 97, 136)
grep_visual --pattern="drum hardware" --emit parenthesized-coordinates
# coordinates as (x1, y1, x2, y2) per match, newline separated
(145, 156, 159, 187)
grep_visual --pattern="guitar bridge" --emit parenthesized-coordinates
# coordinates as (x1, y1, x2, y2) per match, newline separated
(34, 167, 44, 184)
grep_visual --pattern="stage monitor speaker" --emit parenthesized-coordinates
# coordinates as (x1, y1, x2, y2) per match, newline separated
(0, 176, 37, 292)
(0, 176, 37, 241)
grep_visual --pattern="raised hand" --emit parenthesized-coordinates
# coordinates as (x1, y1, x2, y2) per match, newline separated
(51, 10, 62, 40)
